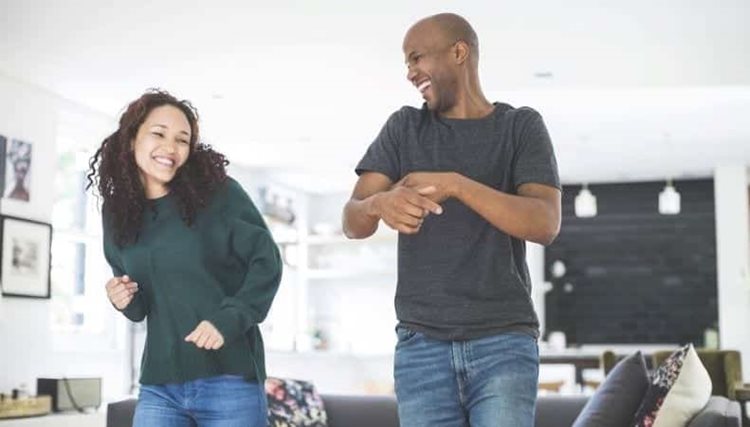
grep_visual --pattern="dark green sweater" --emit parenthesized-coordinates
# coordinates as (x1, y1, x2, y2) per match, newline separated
(103, 177, 282, 385)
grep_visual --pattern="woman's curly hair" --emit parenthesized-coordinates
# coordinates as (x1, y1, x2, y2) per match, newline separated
(87, 89, 229, 246)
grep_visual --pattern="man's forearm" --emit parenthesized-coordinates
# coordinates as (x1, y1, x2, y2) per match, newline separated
(454, 176, 560, 245)
(343, 195, 381, 239)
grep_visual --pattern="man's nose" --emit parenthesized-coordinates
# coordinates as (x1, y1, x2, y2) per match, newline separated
(406, 66, 417, 83)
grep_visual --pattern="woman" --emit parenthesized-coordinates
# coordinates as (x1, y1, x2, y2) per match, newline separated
(88, 89, 282, 426)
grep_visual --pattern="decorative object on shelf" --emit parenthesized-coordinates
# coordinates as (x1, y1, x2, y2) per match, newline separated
(574, 184, 597, 218)
(658, 179, 681, 215)
(0, 394, 52, 419)
(0, 216, 52, 299)
(259, 186, 296, 225)
(36, 378, 102, 412)
(3, 139, 32, 202)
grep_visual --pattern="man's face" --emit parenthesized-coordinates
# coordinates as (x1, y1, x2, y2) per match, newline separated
(402, 22, 458, 113)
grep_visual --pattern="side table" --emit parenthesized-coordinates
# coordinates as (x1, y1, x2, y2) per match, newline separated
(736, 383, 750, 427)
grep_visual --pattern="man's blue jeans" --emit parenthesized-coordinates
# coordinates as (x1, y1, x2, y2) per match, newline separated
(133, 375, 267, 427)
(394, 327, 539, 427)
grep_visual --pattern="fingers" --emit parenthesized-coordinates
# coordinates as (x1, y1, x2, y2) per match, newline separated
(409, 191, 443, 215)
(185, 321, 225, 350)
(108, 288, 133, 310)
(400, 202, 428, 219)
(391, 187, 443, 217)
(393, 185, 442, 215)
(383, 214, 423, 235)
(106, 276, 138, 310)
(416, 185, 436, 195)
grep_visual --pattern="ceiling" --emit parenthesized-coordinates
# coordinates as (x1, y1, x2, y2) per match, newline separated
(2, 0, 749, 193)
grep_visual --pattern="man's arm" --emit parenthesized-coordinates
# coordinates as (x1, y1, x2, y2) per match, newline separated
(343, 172, 443, 238)
(398, 172, 561, 245)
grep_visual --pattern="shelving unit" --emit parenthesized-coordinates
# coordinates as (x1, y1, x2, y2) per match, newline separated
(229, 171, 401, 356)
(267, 220, 398, 353)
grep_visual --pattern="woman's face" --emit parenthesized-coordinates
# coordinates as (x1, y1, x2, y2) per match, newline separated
(132, 105, 191, 199)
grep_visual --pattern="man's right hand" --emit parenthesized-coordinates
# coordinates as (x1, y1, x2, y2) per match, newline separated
(372, 186, 443, 234)
(105, 275, 138, 310)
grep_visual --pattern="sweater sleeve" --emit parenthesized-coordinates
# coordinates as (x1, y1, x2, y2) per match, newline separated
(206, 179, 283, 343)
(102, 213, 149, 322)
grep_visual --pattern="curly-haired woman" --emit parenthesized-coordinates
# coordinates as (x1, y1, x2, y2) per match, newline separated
(88, 89, 282, 426)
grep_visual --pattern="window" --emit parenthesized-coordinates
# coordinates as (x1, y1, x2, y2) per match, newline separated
(49, 115, 126, 353)
(50, 149, 111, 333)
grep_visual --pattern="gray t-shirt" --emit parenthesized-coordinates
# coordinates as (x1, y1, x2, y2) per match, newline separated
(356, 103, 560, 341)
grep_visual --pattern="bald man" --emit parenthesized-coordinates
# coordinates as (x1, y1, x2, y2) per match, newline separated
(343, 13, 561, 427)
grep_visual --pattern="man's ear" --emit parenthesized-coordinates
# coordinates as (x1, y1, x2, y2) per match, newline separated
(453, 41, 470, 65)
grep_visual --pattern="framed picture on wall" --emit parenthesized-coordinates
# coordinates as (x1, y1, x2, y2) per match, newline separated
(4, 139, 32, 202)
(0, 134, 6, 195)
(0, 216, 52, 299)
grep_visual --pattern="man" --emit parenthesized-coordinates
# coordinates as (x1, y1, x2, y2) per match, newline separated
(342, 13, 561, 427)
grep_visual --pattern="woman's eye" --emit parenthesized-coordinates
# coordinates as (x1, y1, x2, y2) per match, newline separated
(152, 132, 164, 138)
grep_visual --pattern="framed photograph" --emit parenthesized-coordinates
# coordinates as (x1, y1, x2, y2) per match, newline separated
(0, 215, 52, 299)
(0, 134, 6, 195)
(4, 139, 32, 202)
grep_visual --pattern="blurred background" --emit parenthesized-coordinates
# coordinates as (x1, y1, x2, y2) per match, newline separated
(1, 0, 749, 417)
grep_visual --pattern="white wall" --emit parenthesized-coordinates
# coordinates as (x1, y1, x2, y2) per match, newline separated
(0, 73, 130, 401)
(714, 164, 750, 381)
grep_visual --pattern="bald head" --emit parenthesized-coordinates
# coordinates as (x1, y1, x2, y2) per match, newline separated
(410, 13, 479, 65)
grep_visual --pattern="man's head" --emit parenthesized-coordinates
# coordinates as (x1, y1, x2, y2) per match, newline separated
(402, 13, 479, 113)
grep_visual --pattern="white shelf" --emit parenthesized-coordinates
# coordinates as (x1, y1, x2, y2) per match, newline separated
(306, 268, 395, 280)
(276, 232, 397, 247)
(0, 412, 105, 427)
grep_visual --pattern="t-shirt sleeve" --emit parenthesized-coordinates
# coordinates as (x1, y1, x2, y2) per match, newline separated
(206, 178, 283, 344)
(354, 109, 403, 182)
(512, 108, 561, 191)
(101, 212, 149, 322)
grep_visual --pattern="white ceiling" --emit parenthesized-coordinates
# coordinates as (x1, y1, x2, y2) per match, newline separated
(2, 0, 749, 193)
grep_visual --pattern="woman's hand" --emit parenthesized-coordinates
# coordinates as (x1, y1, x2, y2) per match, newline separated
(185, 320, 225, 350)
(105, 275, 138, 310)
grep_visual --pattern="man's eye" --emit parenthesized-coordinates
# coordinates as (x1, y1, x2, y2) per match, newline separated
(152, 132, 164, 138)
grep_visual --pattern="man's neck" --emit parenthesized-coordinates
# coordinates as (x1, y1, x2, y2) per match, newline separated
(440, 100, 494, 119)
(439, 79, 494, 119)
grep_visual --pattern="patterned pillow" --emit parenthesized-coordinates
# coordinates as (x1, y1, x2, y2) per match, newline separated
(266, 377, 328, 427)
(633, 344, 712, 427)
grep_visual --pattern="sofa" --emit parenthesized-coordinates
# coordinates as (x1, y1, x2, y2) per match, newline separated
(106, 394, 741, 427)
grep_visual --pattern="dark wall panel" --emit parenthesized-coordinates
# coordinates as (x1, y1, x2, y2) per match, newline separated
(544, 179, 717, 345)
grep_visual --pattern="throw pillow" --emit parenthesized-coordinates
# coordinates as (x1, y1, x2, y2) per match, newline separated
(266, 377, 328, 427)
(572, 351, 650, 427)
(633, 344, 712, 427)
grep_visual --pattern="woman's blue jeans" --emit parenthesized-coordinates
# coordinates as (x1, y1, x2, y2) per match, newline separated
(133, 375, 267, 427)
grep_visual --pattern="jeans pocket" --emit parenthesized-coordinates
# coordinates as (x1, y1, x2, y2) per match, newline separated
(395, 326, 418, 344)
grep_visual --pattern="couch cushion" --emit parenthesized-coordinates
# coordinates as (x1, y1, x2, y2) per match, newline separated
(266, 377, 328, 427)
(572, 351, 650, 427)
(321, 394, 399, 427)
(633, 344, 712, 427)
(686, 396, 742, 427)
